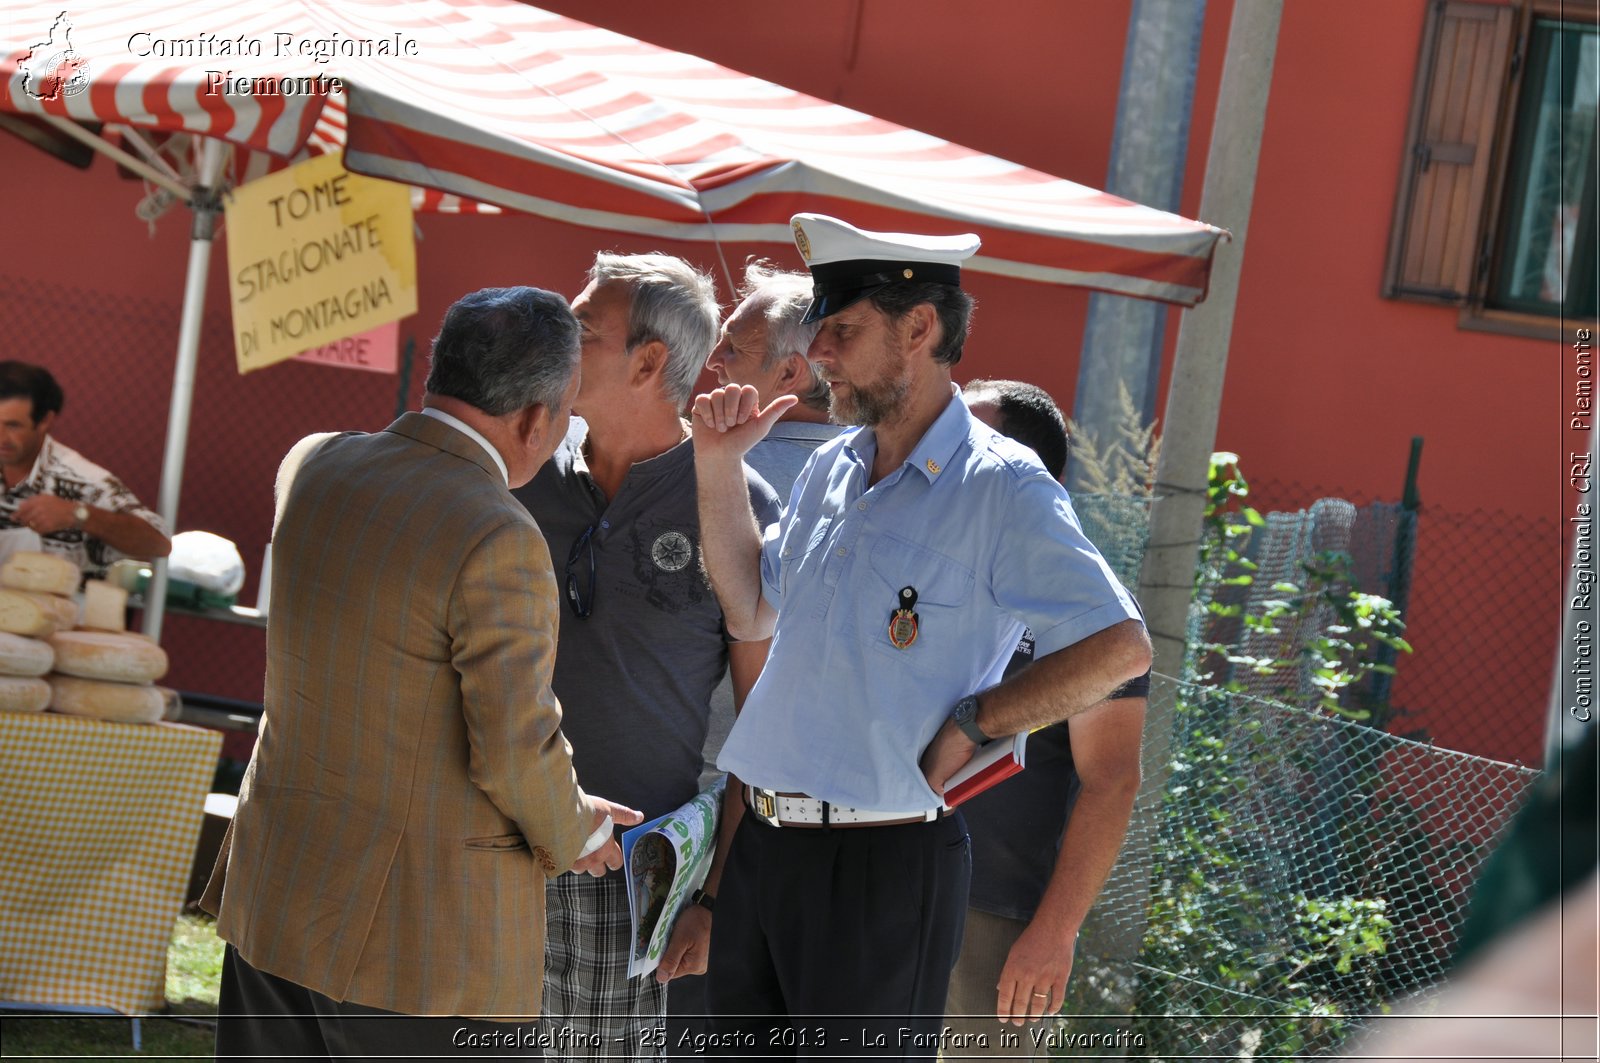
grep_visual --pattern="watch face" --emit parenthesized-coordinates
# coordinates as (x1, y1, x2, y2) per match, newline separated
(954, 696, 987, 743)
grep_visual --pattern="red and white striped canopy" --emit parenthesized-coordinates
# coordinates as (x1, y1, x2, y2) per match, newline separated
(3, 0, 1226, 305)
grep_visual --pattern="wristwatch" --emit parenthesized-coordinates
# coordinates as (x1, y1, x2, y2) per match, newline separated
(689, 888, 715, 913)
(951, 694, 991, 745)
(71, 504, 89, 530)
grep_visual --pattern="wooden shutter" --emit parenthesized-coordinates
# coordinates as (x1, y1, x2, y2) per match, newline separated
(1383, 1, 1515, 303)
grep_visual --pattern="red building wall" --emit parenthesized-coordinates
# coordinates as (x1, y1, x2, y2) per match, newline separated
(529, 0, 1563, 765)
(0, 0, 1561, 764)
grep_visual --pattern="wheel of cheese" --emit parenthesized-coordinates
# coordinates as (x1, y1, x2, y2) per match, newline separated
(27, 591, 79, 632)
(156, 686, 182, 721)
(47, 631, 168, 683)
(0, 551, 81, 596)
(0, 676, 50, 713)
(82, 580, 129, 633)
(0, 632, 53, 677)
(0, 589, 63, 637)
(47, 674, 164, 724)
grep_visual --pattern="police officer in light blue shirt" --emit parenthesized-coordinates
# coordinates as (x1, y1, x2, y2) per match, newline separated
(690, 213, 1152, 1057)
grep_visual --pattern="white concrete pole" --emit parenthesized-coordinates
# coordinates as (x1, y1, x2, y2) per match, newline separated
(1108, 0, 1284, 974)
(142, 137, 229, 642)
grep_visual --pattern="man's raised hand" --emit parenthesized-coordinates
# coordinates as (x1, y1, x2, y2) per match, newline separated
(691, 386, 798, 461)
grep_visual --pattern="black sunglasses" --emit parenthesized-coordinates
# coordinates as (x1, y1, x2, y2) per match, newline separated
(565, 524, 597, 619)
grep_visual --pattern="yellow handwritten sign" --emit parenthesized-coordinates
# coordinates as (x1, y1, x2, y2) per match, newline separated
(225, 152, 416, 373)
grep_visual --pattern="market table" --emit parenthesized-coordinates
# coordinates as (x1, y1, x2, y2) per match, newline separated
(0, 711, 220, 1014)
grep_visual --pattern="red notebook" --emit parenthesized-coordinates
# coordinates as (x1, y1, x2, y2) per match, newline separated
(942, 731, 1028, 808)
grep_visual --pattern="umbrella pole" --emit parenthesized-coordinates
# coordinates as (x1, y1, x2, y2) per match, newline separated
(142, 137, 228, 643)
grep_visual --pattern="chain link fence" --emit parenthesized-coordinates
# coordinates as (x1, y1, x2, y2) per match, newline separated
(1074, 493, 1155, 590)
(1061, 677, 1539, 1059)
(1058, 482, 1544, 1057)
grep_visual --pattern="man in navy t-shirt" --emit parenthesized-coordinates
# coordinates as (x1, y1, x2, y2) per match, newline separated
(945, 379, 1149, 1054)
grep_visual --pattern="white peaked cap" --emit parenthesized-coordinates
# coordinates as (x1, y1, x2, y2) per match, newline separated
(790, 213, 980, 323)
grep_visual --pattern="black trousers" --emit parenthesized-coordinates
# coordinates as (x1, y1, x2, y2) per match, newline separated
(667, 970, 712, 1060)
(705, 811, 970, 1060)
(216, 945, 540, 1061)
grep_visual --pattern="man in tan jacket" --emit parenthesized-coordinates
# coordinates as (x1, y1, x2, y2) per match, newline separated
(203, 286, 640, 1058)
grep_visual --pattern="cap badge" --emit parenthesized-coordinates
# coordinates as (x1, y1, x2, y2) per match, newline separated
(793, 221, 812, 262)
(903, 269, 914, 279)
(926, 458, 941, 475)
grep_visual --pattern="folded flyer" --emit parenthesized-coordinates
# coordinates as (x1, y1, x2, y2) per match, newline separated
(621, 775, 725, 977)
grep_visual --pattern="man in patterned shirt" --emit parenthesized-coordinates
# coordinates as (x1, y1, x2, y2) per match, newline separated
(512, 254, 780, 1058)
(0, 361, 169, 580)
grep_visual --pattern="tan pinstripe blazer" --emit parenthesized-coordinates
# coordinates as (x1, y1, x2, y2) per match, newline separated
(201, 413, 592, 1018)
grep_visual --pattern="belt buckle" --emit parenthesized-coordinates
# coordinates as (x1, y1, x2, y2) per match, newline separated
(751, 787, 779, 826)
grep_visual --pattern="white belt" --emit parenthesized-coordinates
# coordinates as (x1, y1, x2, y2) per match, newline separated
(744, 785, 941, 829)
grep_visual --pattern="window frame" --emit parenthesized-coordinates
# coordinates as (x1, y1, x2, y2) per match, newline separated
(1463, 0, 1599, 338)
(1385, 0, 1597, 341)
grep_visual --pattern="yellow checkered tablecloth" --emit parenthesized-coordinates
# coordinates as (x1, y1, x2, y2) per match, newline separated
(0, 711, 221, 1014)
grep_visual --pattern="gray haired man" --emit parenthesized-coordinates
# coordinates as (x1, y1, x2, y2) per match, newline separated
(694, 264, 849, 885)
(512, 254, 781, 1058)
(705, 262, 845, 499)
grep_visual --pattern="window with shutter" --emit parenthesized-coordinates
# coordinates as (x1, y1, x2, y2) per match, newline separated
(1384, 1, 1514, 304)
(1386, 0, 1599, 339)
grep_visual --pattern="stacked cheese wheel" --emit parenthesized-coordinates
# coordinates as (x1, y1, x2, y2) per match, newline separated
(0, 551, 175, 724)
(0, 552, 78, 714)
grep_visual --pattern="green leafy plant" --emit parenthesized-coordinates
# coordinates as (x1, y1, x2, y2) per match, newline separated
(1129, 453, 1414, 1059)
(1214, 550, 1413, 722)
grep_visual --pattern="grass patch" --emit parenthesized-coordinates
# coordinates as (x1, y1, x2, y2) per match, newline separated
(0, 912, 221, 1060)
(165, 914, 224, 1013)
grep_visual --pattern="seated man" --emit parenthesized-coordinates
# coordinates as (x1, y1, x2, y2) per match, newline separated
(0, 361, 169, 579)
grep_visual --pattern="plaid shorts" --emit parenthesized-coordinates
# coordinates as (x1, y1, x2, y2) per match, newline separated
(541, 872, 667, 1061)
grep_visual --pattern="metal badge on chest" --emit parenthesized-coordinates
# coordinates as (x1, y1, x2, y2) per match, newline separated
(887, 585, 919, 649)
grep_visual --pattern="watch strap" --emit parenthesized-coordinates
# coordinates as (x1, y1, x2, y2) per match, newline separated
(690, 888, 715, 913)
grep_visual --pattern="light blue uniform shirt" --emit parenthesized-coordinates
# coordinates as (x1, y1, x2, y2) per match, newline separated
(717, 391, 1140, 812)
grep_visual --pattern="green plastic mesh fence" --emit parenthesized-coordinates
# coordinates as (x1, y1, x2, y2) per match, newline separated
(1248, 479, 1557, 768)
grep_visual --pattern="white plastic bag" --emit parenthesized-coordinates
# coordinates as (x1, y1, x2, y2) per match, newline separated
(168, 531, 246, 595)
